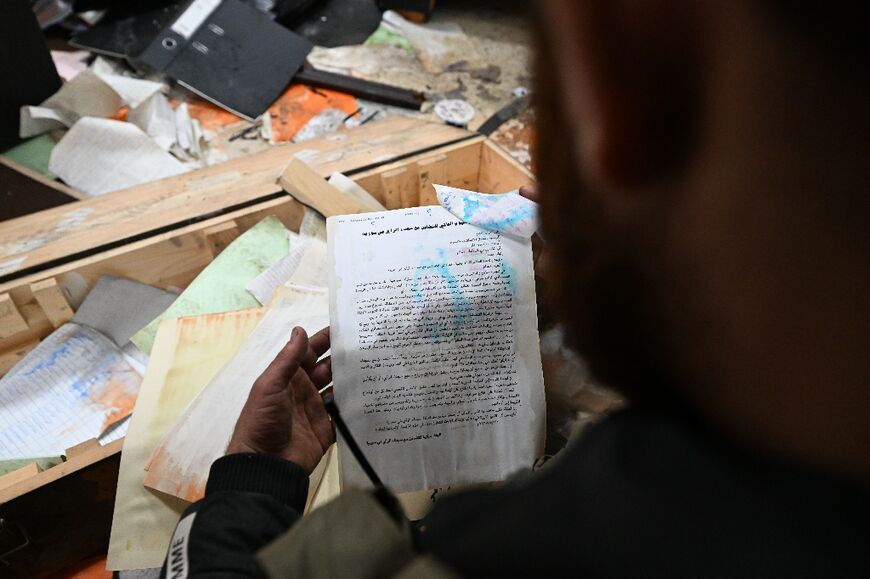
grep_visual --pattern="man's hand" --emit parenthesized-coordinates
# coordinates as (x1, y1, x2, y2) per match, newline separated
(227, 326, 335, 474)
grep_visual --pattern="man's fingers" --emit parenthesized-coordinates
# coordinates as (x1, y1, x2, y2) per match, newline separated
(291, 368, 335, 450)
(309, 326, 330, 358)
(259, 327, 309, 386)
(519, 184, 540, 203)
(309, 357, 332, 391)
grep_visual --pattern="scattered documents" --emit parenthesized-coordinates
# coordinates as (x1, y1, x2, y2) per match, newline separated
(328, 205, 545, 493)
(49, 118, 188, 197)
(19, 70, 122, 138)
(435, 184, 538, 239)
(132, 215, 290, 354)
(128, 93, 177, 151)
(108, 308, 264, 571)
(144, 285, 330, 500)
(0, 323, 142, 459)
(247, 236, 329, 305)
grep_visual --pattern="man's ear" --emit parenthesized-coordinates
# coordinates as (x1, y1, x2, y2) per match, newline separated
(540, 0, 705, 193)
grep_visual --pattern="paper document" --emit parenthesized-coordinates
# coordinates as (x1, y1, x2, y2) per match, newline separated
(108, 308, 264, 571)
(144, 285, 330, 501)
(0, 323, 142, 459)
(247, 237, 329, 304)
(299, 207, 328, 241)
(328, 205, 545, 493)
(49, 118, 188, 197)
(435, 184, 538, 239)
(132, 215, 289, 353)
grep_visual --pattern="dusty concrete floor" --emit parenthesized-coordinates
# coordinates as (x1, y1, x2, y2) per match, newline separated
(211, 4, 536, 168)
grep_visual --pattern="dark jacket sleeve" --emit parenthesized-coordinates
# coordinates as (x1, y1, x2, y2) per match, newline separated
(160, 453, 309, 579)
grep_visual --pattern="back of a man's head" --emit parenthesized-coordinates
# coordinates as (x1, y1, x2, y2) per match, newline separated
(532, 0, 869, 482)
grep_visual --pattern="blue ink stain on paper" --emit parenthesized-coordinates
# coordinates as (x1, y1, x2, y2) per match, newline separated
(410, 258, 473, 341)
(500, 259, 517, 294)
(460, 195, 486, 222)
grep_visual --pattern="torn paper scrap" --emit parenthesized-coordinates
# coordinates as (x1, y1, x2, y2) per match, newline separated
(49, 117, 188, 197)
(107, 308, 264, 571)
(0, 323, 142, 459)
(435, 184, 538, 239)
(128, 93, 177, 151)
(328, 206, 545, 493)
(42, 70, 123, 123)
(299, 207, 328, 241)
(247, 237, 329, 305)
(132, 216, 290, 354)
(144, 285, 330, 502)
(19, 106, 72, 138)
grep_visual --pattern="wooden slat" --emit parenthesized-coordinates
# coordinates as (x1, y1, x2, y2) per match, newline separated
(0, 438, 123, 504)
(0, 118, 471, 280)
(30, 278, 74, 328)
(65, 438, 101, 458)
(279, 159, 375, 217)
(0, 338, 38, 375)
(0, 156, 86, 200)
(477, 139, 535, 193)
(0, 462, 41, 492)
(380, 167, 419, 209)
(0, 293, 28, 338)
(202, 221, 241, 257)
(417, 154, 449, 206)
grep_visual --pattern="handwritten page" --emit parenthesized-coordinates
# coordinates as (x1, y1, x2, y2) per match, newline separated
(328, 205, 545, 493)
(108, 308, 264, 571)
(144, 285, 330, 501)
(434, 184, 538, 239)
(0, 323, 142, 459)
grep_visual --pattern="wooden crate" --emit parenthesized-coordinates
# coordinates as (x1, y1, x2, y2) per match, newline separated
(0, 117, 532, 577)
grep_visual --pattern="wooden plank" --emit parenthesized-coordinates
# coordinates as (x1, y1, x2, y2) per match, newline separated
(0, 438, 123, 504)
(478, 139, 535, 193)
(417, 154, 448, 206)
(0, 462, 40, 492)
(65, 438, 101, 458)
(0, 118, 471, 280)
(279, 159, 375, 217)
(202, 220, 240, 257)
(0, 293, 29, 338)
(380, 167, 419, 209)
(30, 278, 74, 328)
(0, 338, 38, 375)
